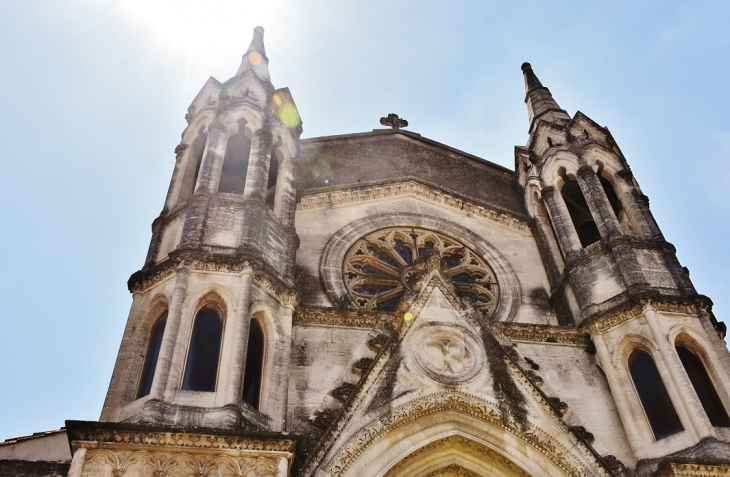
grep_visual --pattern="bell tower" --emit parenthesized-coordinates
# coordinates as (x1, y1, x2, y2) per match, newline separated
(100, 27, 302, 432)
(516, 63, 730, 467)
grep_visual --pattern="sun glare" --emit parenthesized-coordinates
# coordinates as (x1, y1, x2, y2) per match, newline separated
(117, 0, 287, 57)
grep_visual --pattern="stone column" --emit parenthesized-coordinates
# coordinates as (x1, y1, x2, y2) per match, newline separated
(275, 154, 297, 227)
(530, 214, 565, 286)
(150, 266, 190, 401)
(698, 309, 730, 387)
(540, 185, 582, 257)
(244, 128, 273, 202)
(644, 305, 712, 440)
(592, 333, 644, 455)
(576, 165, 623, 241)
(218, 268, 254, 406)
(276, 456, 289, 477)
(100, 292, 145, 420)
(179, 122, 227, 247)
(270, 297, 295, 432)
(162, 144, 189, 212)
(199, 121, 228, 194)
(615, 170, 663, 239)
(66, 447, 87, 477)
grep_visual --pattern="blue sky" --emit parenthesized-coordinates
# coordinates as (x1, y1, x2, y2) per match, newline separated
(1, 1, 729, 441)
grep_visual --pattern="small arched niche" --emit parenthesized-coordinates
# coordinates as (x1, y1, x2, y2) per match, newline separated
(628, 348, 684, 440)
(218, 119, 251, 194)
(265, 146, 282, 211)
(242, 316, 265, 410)
(558, 168, 600, 247)
(675, 342, 730, 427)
(182, 304, 224, 392)
(136, 310, 168, 399)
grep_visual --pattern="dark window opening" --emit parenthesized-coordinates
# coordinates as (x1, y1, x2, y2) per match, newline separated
(182, 306, 223, 392)
(628, 349, 684, 440)
(598, 173, 634, 234)
(242, 319, 265, 409)
(265, 151, 279, 211)
(136, 311, 168, 399)
(218, 120, 251, 194)
(561, 175, 600, 247)
(676, 344, 730, 427)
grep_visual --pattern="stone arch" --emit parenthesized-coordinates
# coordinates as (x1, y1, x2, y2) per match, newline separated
(540, 152, 580, 187)
(82, 449, 118, 475)
(183, 285, 237, 317)
(162, 453, 200, 477)
(202, 454, 239, 477)
(612, 332, 659, 367)
(322, 391, 602, 477)
(182, 109, 215, 145)
(119, 450, 160, 476)
(320, 212, 521, 322)
(241, 456, 278, 477)
(126, 294, 170, 403)
(382, 434, 532, 477)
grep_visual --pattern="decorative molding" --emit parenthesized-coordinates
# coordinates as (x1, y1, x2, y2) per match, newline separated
(657, 463, 730, 477)
(383, 435, 530, 477)
(499, 322, 590, 346)
(68, 426, 296, 453)
(581, 303, 644, 335)
(322, 391, 606, 477)
(294, 306, 397, 329)
(297, 180, 531, 236)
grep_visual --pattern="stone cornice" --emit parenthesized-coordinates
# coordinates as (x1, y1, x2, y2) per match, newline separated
(65, 420, 297, 453)
(297, 180, 531, 236)
(499, 322, 590, 346)
(581, 299, 704, 335)
(294, 306, 396, 330)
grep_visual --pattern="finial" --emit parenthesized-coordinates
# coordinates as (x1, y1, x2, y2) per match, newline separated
(235, 26, 271, 81)
(380, 113, 408, 130)
(521, 61, 543, 94)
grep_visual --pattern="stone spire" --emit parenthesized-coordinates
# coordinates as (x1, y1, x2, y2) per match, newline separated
(236, 26, 271, 82)
(522, 62, 570, 134)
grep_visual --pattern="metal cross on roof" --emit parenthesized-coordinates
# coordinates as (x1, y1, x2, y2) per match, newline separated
(380, 113, 408, 130)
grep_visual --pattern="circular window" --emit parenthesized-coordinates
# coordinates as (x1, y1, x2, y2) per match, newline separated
(343, 227, 499, 314)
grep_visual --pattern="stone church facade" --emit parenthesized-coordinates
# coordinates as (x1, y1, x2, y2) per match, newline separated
(2, 27, 730, 477)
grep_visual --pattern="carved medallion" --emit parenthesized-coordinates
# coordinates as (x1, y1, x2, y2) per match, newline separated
(411, 325, 483, 384)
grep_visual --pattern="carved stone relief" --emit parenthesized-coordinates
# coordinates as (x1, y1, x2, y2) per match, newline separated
(410, 324, 483, 385)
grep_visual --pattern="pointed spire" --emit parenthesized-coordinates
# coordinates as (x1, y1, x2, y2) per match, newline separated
(236, 26, 271, 82)
(521, 62, 570, 134)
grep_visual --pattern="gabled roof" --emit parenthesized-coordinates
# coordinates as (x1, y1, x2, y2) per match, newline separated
(299, 129, 525, 216)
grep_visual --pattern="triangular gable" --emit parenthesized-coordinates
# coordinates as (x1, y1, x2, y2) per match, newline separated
(302, 271, 613, 476)
(187, 77, 222, 120)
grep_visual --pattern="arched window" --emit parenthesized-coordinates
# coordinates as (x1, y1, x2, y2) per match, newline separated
(560, 172, 600, 247)
(242, 319, 265, 409)
(628, 349, 684, 439)
(265, 150, 279, 211)
(676, 344, 730, 427)
(182, 305, 223, 392)
(598, 169, 634, 234)
(136, 311, 167, 399)
(218, 120, 251, 194)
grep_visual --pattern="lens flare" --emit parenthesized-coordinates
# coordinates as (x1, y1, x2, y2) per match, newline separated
(249, 51, 263, 65)
(272, 94, 282, 106)
(404, 312, 413, 321)
(278, 104, 301, 128)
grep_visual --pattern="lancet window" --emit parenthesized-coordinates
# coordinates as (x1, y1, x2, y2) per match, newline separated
(242, 318, 265, 410)
(675, 344, 730, 427)
(218, 120, 251, 194)
(265, 149, 279, 211)
(560, 172, 600, 247)
(343, 227, 498, 316)
(628, 349, 684, 439)
(182, 305, 223, 392)
(136, 311, 167, 399)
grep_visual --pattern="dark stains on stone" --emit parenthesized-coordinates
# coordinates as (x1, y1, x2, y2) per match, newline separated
(570, 426, 595, 444)
(294, 265, 320, 305)
(481, 329, 527, 426)
(367, 342, 402, 412)
(528, 288, 552, 314)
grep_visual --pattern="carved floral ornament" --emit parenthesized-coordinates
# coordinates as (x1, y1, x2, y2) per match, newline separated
(411, 324, 483, 384)
(343, 227, 499, 316)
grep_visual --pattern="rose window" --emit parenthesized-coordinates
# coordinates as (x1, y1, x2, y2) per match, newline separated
(343, 227, 498, 315)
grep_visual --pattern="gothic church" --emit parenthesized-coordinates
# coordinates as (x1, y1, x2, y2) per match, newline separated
(2, 27, 730, 477)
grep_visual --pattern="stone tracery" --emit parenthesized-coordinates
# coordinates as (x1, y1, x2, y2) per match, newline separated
(343, 227, 499, 315)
